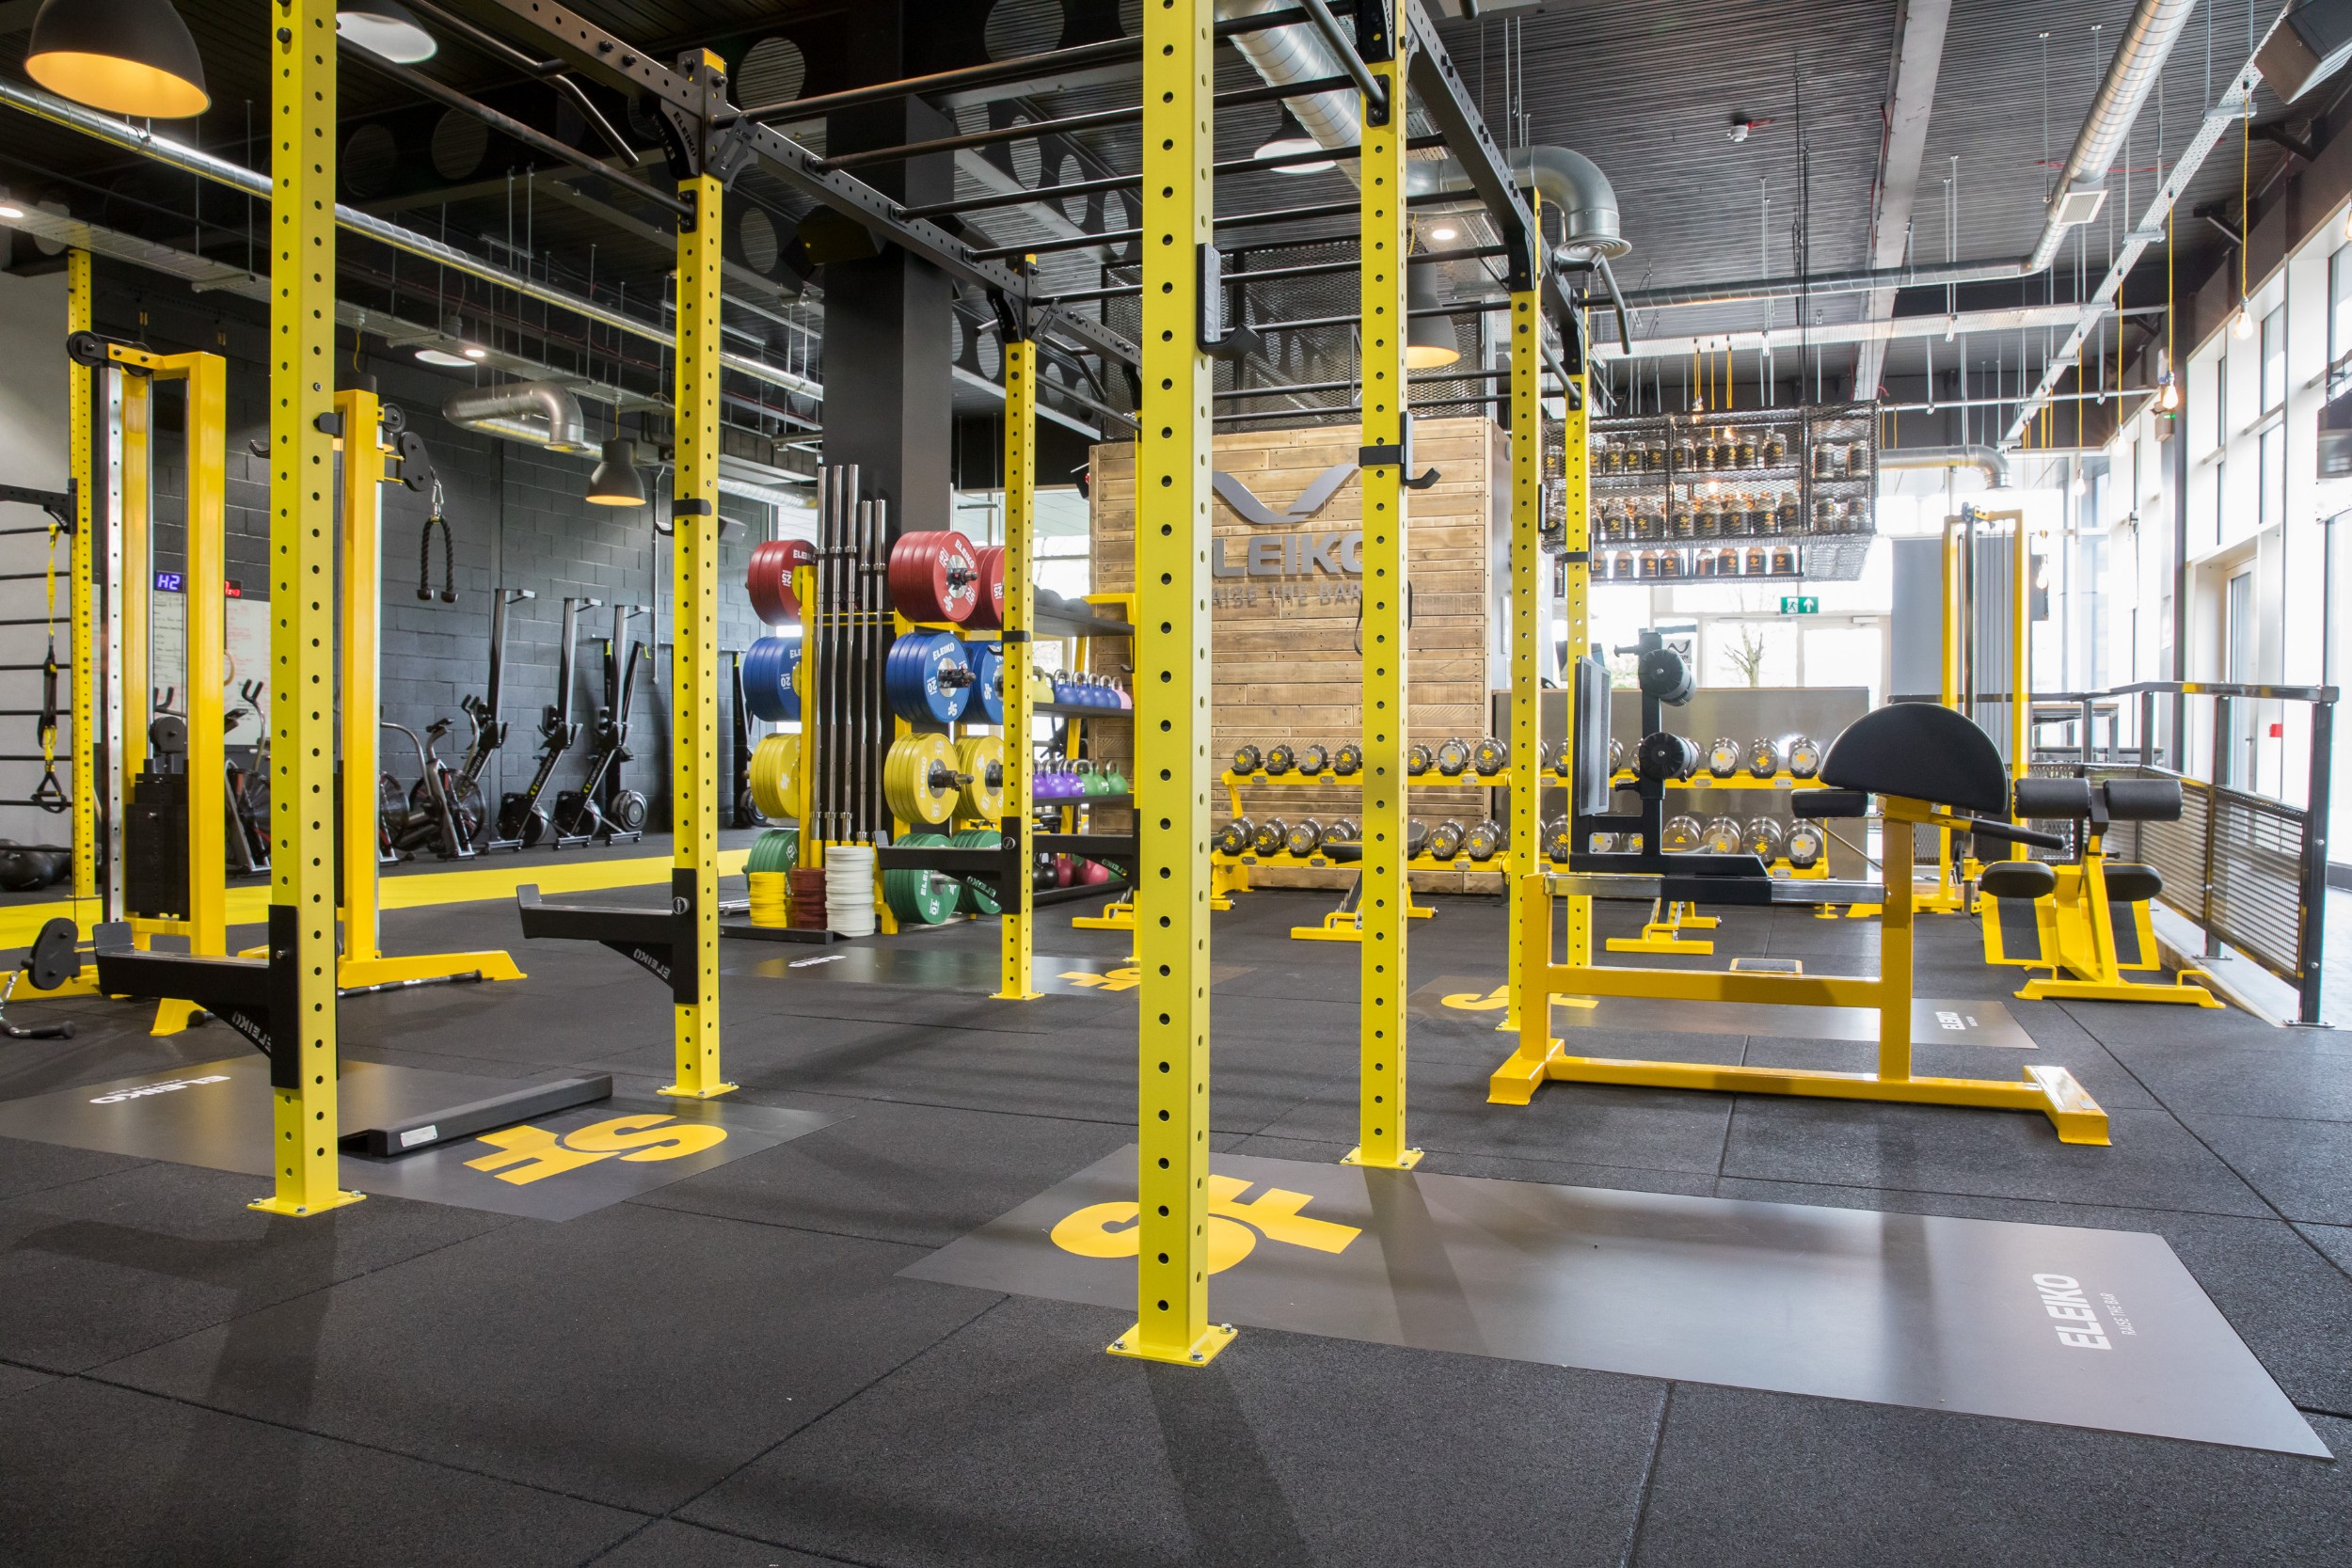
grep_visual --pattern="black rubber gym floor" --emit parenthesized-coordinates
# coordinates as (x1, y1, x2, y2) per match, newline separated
(1, 868, 2348, 1566)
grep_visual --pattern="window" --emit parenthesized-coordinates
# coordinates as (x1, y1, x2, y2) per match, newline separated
(2262, 307, 2286, 411)
(2213, 356, 2228, 447)
(2261, 423, 2286, 530)
(2333, 246, 2352, 371)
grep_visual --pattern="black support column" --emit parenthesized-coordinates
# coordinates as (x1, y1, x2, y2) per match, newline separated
(823, 6, 957, 536)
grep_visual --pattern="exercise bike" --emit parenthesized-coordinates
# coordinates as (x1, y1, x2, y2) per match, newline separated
(453, 586, 532, 847)
(224, 679, 270, 877)
(551, 602, 649, 848)
(381, 716, 479, 860)
(496, 594, 597, 849)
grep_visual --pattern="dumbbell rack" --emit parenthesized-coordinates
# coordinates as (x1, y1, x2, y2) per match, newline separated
(1213, 768, 1510, 892)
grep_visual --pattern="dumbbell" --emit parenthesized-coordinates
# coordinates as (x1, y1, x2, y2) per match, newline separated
(1470, 737, 1506, 777)
(1746, 737, 1781, 780)
(1542, 816, 1574, 861)
(1662, 814, 1703, 853)
(1284, 818, 1324, 857)
(1745, 817, 1785, 858)
(1786, 820, 1826, 870)
(1464, 820, 1503, 861)
(1264, 743, 1295, 776)
(1406, 744, 1433, 776)
(1216, 819, 1253, 857)
(1332, 742, 1363, 776)
(1706, 737, 1741, 779)
(1786, 734, 1822, 779)
(1405, 818, 1431, 858)
(1251, 818, 1289, 856)
(1296, 743, 1328, 777)
(1638, 732, 1702, 783)
(1434, 737, 1471, 777)
(1232, 743, 1263, 775)
(1323, 817, 1361, 844)
(1426, 819, 1467, 859)
(1701, 816, 1743, 854)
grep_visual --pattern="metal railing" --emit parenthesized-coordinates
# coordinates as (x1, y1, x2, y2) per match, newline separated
(1899, 680, 2336, 1024)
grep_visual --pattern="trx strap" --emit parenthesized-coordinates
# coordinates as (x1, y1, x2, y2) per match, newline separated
(418, 480, 456, 604)
(30, 516, 64, 812)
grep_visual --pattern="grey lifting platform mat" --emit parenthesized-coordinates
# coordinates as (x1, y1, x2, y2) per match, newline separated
(0, 1057, 831, 1221)
(905, 1149, 2328, 1458)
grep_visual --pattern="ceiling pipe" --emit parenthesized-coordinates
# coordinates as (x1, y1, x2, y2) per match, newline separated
(1619, 0, 2200, 312)
(0, 77, 821, 404)
(442, 382, 596, 455)
(2026, 0, 2201, 273)
(1882, 445, 2012, 487)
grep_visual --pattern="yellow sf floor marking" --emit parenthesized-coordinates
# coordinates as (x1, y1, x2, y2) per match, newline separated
(1441, 984, 1598, 1014)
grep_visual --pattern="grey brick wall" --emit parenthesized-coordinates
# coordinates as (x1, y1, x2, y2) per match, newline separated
(98, 279, 769, 833)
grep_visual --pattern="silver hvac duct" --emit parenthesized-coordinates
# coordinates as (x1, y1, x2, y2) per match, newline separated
(1881, 445, 2011, 487)
(1215, 1, 1627, 261)
(1408, 146, 1629, 261)
(2026, 0, 2199, 273)
(0, 77, 821, 404)
(1219, 0, 1360, 167)
(442, 383, 596, 455)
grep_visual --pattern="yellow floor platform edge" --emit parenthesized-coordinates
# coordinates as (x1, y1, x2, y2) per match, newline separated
(0, 849, 749, 948)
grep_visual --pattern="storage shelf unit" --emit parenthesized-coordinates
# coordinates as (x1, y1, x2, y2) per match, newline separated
(1585, 401, 1880, 583)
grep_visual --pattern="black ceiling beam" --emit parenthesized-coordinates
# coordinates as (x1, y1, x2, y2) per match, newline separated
(434, 0, 1140, 369)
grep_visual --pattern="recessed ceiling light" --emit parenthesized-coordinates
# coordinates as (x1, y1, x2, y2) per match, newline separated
(461, 345, 487, 359)
(415, 347, 474, 367)
(1429, 223, 1459, 242)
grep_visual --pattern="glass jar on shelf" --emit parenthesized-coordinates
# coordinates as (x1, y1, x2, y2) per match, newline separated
(1668, 496, 1692, 537)
(1689, 497, 1713, 539)
(1694, 548, 1721, 578)
(1774, 494, 1800, 534)
(1658, 547, 1684, 580)
(1673, 431, 1696, 471)
(1743, 546, 1769, 576)
(1771, 545, 1800, 576)
(1762, 427, 1788, 467)
(1735, 429, 1758, 468)
(1813, 496, 1837, 533)
(1813, 440, 1846, 480)
(1645, 434, 1667, 472)
(1636, 548, 1662, 579)
(1715, 429, 1738, 468)
(1717, 546, 1741, 576)
(1747, 492, 1772, 534)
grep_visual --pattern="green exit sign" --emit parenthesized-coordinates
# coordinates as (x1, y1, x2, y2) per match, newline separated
(1780, 595, 1819, 614)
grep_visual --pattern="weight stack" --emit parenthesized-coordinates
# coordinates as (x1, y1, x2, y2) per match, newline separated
(124, 766, 189, 920)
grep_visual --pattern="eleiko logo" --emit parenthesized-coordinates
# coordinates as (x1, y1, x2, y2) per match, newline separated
(1050, 1172, 1361, 1274)
(1212, 463, 1357, 528)
(2031, 1272, 2114, 1350)
(90, 1074, 231, 1105)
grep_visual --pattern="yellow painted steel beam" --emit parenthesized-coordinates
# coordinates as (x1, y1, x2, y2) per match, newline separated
(255, 0, 361, 1217)
(119, 374, 149, 802)
(335, 388, 521, 990)
(665, 100, 732, 1101)
(994, 336, 1041, 998)
(1110, 0, 1230, 1370)
(1559, 369, 1590, 969)
(1539, 1054, 2109, 1144)
(338, 388, 382, 968)
(1502, 287, 1540, 1030)
(1346, 40, 1420, 1175)
(67, 249, 95, 907)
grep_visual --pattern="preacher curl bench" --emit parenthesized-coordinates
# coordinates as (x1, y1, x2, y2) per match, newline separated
(1493, 680, 2111, 1145)
(1978, 775, 2219, 1008)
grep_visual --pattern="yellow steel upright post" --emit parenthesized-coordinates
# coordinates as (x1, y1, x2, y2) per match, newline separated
(254, 0, 360, 1216)
(1501, 288, 1541, 1032)
(119, 374, 150, 822)
(2010, 513, 2029, 821)
(1109, 0, 1229, 1368)
(181, 352, 229, 974)
(1559, 366, 1591, 970)
(338, 388, 383, 968)
(1345, 19, 1420, 1172)
(994, 330, 1041, 999)
(67, 250, 96, 909)
(1878, 797, 1916, 1079)
(662, 55, 731, 1101)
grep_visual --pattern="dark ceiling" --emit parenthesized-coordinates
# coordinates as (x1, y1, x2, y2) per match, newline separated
(0, 0, 2333, 443)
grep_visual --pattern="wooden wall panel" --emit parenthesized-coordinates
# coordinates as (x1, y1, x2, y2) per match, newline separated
(1088, 418, 1509, 890)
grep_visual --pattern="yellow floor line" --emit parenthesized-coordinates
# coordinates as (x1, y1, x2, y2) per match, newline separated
(0, 850, 748, 948)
